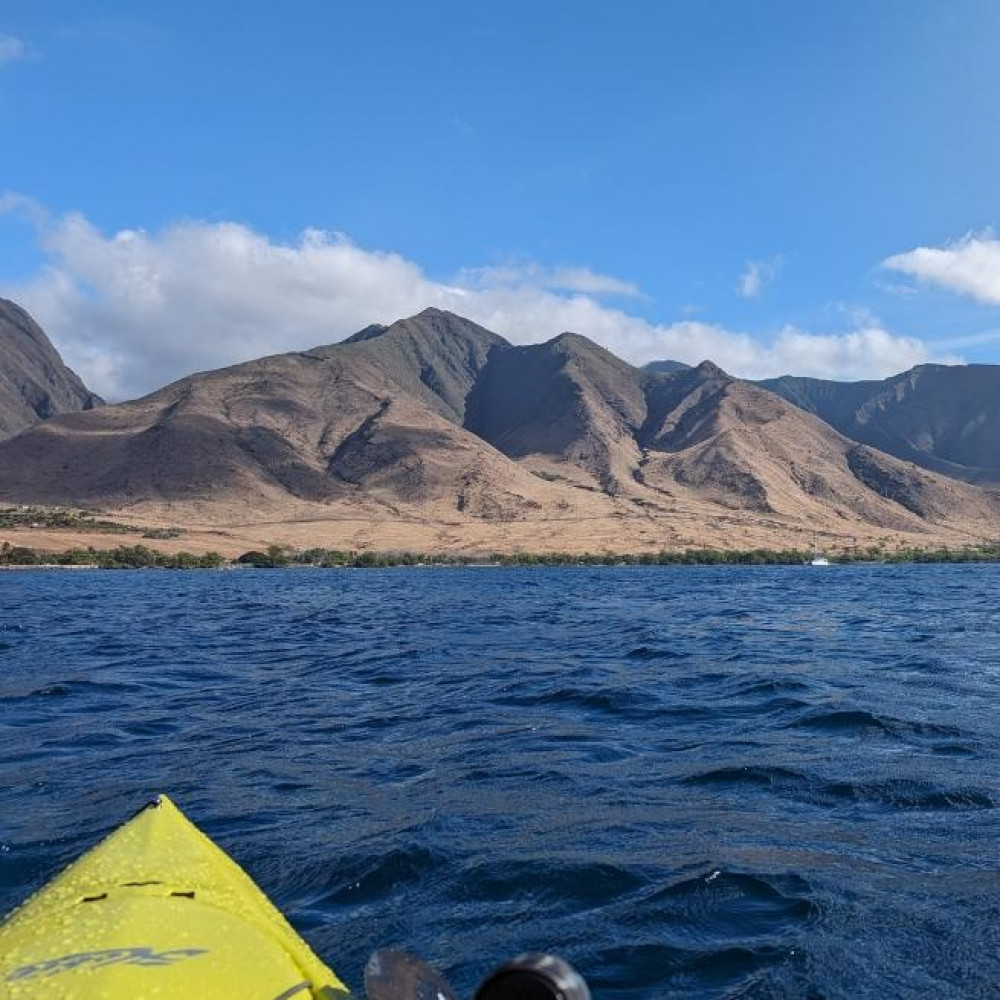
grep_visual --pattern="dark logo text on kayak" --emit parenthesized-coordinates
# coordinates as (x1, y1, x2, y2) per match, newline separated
(7, 947, 208, 981)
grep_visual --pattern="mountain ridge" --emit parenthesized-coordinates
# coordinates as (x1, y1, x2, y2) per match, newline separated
(760, 364, 1000, 485)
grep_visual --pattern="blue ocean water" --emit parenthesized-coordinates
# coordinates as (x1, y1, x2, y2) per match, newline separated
(2, 565, 1000, 998)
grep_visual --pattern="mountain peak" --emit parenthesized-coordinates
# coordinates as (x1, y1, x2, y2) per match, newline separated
(550, 330, 590, 345)
(342, 322, 389, 344)
(546, 330, 630, 365)
(384, 308, 505, 344)
(693, 360, 729, 379)
(413, 306, 454, 320)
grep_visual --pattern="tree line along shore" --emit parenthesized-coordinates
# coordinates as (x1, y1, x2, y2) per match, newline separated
(2, 541, 1000, 570)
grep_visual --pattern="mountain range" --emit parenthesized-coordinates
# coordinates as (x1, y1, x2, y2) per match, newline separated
(0, 300, 997, 555)
(761, 367, 1000, 486)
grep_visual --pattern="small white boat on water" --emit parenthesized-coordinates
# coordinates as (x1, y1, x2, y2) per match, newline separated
(810, 556, 831, 566)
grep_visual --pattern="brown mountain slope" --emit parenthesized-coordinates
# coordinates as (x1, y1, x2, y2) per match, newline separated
(760, 364, 1000, 486)
(638, 363, 1000, 534)
(0, 309, 558, 521)
(0, 298, 102, 440)
(0, 306, 997, 553)
(464, 344, 1000, 540)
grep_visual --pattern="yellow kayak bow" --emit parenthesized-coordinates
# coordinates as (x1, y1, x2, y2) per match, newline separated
(0, 795, 349, 999)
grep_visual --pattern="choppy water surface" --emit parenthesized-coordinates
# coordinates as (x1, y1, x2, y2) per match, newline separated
(2, 566, 1000, 998)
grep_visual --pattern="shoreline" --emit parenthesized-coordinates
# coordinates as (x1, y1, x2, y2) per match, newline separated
(3, 541, 1000, 570)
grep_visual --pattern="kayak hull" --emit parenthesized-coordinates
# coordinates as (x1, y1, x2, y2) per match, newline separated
(0, 795, 348, 999)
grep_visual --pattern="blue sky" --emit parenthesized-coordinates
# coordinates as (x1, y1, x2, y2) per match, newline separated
(2, 1, 1000, 399)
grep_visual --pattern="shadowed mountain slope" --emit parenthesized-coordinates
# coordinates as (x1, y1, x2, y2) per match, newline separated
(465, 332, 646, 492)
(761, 365, 1000, 486)
(0, 299, 102, 441)
(309, 308, 505, 423)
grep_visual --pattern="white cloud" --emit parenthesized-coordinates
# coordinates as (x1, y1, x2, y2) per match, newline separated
(883, 231, 1000, 305)
(458, 262, 643, 298)
(0, 203, 957, 400)
(0, 33, 28, 65)
(737, 255, 782, 298)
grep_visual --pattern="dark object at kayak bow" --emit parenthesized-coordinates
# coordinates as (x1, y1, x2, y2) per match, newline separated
(364, 950, 590, 1000)
(474, 954, 591, 1000)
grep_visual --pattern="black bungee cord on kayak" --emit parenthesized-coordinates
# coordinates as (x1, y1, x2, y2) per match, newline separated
(365, 949, 592, 1000)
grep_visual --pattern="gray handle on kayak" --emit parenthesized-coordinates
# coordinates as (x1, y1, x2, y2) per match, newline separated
(364, 949, 460, 1000)
(364, 948, 591, 1000)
